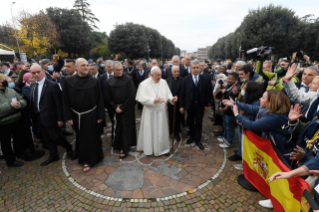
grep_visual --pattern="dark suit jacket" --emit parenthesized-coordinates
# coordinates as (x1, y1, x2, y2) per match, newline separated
(180, 74, 210, 111)
(134, 70, 149, 88)
(30, 79, 63, 140)
(124, 68, 137, 86)
(201, 72, 213, 103)
(165, 65, 188, 79)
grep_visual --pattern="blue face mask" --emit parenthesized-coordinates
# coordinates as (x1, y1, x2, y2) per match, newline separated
(8, 82, 15, 89)
(101, 64, 105, 68)
(241, 90, 245, 97)
(242, 78, 247, 83)
(48, 65, 54, 72)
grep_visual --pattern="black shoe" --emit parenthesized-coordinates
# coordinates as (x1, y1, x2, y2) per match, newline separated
(7, 160, 24, 167)
(163, 153, 169, 156)
(0, 154, 4, 160)
(175, 134, 181, 142)
(71, 152, 78, 160)
(41, 156, 59, 166)
(62, 130, 73, 136)
(186, 137, 193, 144)
(228, 153, 242, 161)
(196, 141, 204, 150)
(67, 150, 74, 158)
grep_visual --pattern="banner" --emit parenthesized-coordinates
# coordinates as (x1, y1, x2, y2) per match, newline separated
(243, 130, 309, 212)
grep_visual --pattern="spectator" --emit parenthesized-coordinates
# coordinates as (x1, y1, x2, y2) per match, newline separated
(223, 81, 263, 161)
(0, 74, 27, 167)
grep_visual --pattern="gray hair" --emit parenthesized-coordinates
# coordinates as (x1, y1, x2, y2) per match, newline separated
(190, 61, 200, 67)
(307, 66, 319, 76)
(105, 60, 113, 66)
(236, 61, 246, 66)
(90, 63, 99, 70)
(150, 66, 161, 74)
(112, 61, 122, 69)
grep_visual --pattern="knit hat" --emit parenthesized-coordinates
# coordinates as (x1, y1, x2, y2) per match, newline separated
(23, 73, 31, 86)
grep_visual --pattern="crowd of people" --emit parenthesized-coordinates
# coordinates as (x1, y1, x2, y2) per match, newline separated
(1, 53, 319, 209)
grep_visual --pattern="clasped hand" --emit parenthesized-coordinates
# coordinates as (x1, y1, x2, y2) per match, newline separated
(154, 97, 165, 104)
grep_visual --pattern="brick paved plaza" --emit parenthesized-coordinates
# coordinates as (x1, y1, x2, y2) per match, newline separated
(0, 111, 273, 211)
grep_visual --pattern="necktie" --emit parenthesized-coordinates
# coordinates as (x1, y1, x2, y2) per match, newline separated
(305, 86, 310, 92)
(33, 83, 39, 113)
(195, 76, 198, 86)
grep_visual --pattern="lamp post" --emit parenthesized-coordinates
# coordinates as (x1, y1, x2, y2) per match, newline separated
(11, 2, 21, 58)
(146, 35, 152, 61)
(237, 32, 242, 58)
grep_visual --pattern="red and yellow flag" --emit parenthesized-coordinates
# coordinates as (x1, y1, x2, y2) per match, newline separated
(243, 130, 309, 212)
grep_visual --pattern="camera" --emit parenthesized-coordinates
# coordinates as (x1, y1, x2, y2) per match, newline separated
(296, 51, 304, 59)
(247, 46, 274, 60)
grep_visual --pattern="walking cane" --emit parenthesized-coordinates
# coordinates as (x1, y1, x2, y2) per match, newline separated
(170, 102, 177, 154)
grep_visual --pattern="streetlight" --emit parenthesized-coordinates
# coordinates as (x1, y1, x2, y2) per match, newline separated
(146, 35, 152, 61)
(11, 2, 21, 58)
(237, 32, 242, 58)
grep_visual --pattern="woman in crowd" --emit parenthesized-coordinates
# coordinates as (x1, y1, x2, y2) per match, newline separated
(0, 74, 27, 167)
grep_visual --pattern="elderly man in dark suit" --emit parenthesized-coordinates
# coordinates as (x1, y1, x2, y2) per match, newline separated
(165, 56, 188, 79)
(180, 61, 210, 150)
(30, 64, 73, 166)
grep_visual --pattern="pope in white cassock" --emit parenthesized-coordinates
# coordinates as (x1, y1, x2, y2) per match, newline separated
(136, 66, 178, 156)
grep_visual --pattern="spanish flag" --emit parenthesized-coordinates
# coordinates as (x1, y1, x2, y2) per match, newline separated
(243, 130, 309, 212)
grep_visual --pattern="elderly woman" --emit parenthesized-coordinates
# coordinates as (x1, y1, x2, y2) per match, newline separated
(0, 74, 27, 167)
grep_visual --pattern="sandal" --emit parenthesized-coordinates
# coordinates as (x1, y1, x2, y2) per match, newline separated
(83, 164, 91, 173)
(119, 150, 127, 159)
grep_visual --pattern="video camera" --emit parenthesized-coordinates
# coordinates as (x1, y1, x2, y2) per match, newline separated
(295, 51, 305, 63)
(247, 46, 274, 60)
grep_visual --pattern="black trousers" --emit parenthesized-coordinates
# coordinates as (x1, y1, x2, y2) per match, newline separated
(36, 114, 71, 159)
(187, 102, 204, 142)
(0, 120, 24, 165)
(168, 104, 181, 136)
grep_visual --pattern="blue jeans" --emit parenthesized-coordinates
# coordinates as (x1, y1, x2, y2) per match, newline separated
(222, 113, 235, 145)
(237, 125, 243, 156)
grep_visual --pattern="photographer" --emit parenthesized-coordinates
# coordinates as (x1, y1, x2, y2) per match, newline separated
(256, 59, 299, 91)
(291, 52, 312, 66)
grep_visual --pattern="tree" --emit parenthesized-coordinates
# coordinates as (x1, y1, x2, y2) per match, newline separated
(17, 10, 59, 58)
(0, 23, 17, 52)
(302, 16, 319, 61)
(90, 31, 110, 59)
(73, 0, 100, 29)
(175, 47, 181, 56)
(46, 7, 95, 57)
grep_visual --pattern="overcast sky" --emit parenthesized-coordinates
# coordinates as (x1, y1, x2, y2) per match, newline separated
(1, 0, 318, 53)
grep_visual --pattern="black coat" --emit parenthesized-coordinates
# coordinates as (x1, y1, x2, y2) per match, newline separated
(134, 70, 149, 88)
(124, 67, 137, 86)
(30, 79, 63, 140)
(99, 74, 111, 109)
(165, 65, 188, 79)
(180, 74, 210, 111)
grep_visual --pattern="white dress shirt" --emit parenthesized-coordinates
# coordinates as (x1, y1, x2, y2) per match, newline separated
(34, 77, 45, 112)
(192, 74, 199, 85)
(299, 82, 310, 93)
(107, 72, 114, 79)
(185, 66, 191, 74)
(94, 72, 99, 78)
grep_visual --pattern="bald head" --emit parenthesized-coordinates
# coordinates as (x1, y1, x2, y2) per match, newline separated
(171, 65, 180, 78)
(30, 64, 45, 81)
(172, 56, 180, 66)
(75, 58, 89, 77)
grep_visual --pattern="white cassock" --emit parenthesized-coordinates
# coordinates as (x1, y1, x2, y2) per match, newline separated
(136, 78, 174, 156)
